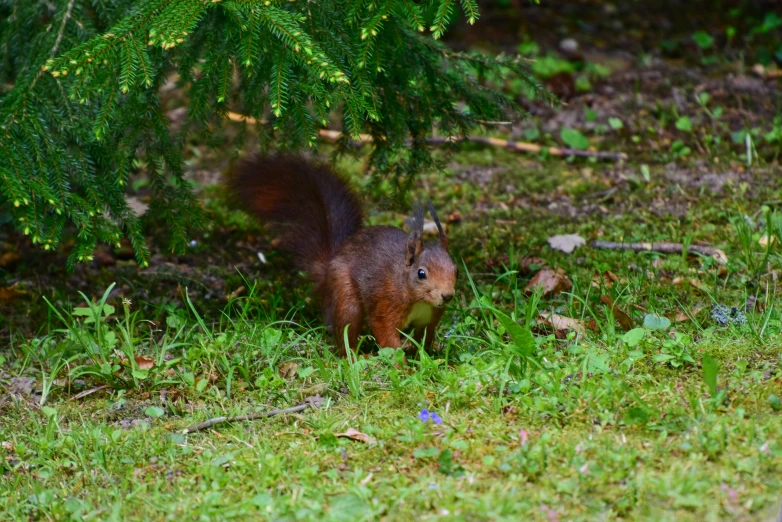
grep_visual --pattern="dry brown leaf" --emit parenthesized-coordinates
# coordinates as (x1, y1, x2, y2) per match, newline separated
(299, 383, 328, 398)
(134, 355, 155, 370)
(9, 377, 35, 397)
(519, 256, 547, 275)
(600, 295, 635, 331)
(447, 210, 462, 224)
(710, 249, 729, 265)
(592, 270, 621, 289)
(689, 279, 710, 293)
(0, 287, 24, 303)
(279, 362, 298, 380)
(334, 428, 376, 444)
(525, 268, 572, 297)
(759, 234, 775, 248)
(537, 313, 585, 333)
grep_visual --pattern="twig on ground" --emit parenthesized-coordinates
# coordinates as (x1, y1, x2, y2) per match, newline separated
(182, 403, 309, 434)
(226, 112, 627, 161)
(424, 136, 627, 160)
(591, 241, 728, 264)
(69, 385, 109, 401)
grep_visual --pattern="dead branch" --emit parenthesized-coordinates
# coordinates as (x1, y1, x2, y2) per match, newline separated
(182, 403, 309, 434)
(591, 241, 728, 264)
(226, 112, 627, 161)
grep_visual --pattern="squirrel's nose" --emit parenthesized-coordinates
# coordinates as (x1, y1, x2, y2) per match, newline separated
(441, 293, 454, 303)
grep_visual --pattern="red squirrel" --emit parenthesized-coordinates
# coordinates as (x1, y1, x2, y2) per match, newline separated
(229, 155, 457, 355)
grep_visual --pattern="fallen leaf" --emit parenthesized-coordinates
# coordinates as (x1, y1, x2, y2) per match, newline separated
(600, 295, 635, 331)
(446, 210, 462, 224)
(547, 234, 586, 254)
(689, 279, 710, 293)
(299, 382, 328, 398)
(125, 196, 149, 217)
(519, 256, 547, 275)
(9, 377, 35, 397)
(537, 313, 585, 334)
(525, 268, 572, 297)
(710, 249, 728, 265)
(279, 362, 298, 380)
(591, 270, 621, 289)
(0, 252, 21, 269)
(334, 428, 376, 444)
(422, 220, 445, 236)
(0, 287, 24, 303)
(405, 216, 447, 237)
(134, 356, 155, 370)
(759, 234, 775, 248)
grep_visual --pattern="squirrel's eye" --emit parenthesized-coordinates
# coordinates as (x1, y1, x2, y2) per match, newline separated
(417, 269, 427, 280)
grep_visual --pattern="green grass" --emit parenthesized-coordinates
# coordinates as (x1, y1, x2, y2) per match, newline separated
(4, 27, 782, 518)
(2, 190, 782, 520)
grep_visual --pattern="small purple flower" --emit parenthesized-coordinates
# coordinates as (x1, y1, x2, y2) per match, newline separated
(418, 409, 443, 424)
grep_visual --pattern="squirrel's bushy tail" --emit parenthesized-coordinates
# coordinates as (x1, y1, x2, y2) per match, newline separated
(228, 154, 363, 288)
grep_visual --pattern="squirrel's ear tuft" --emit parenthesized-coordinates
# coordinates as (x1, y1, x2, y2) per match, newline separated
(425, 199, 448, 250)
(406, 202, 424, 267)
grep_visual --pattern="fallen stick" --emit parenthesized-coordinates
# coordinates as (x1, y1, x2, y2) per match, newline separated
(591, 241, 728, 264)
(226, 112, 627, 161)
(69, 385, 109, 401)
(424, 136, 627, 160)
(182, 403, 308, 434)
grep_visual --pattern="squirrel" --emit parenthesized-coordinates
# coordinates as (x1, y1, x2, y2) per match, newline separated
(228, 154, 457, 355)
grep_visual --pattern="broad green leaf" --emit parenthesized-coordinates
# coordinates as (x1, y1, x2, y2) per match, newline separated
(608, 117, 624, 129)
(692, 31, 714, 49)
(144, 406, 165, 418)
(297, 366, 314, 379)
(622, 328, 645, 347)
(560, 128, 590, 150)
(643, 314, 671, 330)
(675, 116, 693, 132)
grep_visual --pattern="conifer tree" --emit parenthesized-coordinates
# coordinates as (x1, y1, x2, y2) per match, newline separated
(0, 0, 549, 268)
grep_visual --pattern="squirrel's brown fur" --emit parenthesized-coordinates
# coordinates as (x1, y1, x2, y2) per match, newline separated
(229, 154, 457, 355)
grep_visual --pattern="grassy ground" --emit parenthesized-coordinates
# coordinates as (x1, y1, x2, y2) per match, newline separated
(2, 2, 782, 521)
